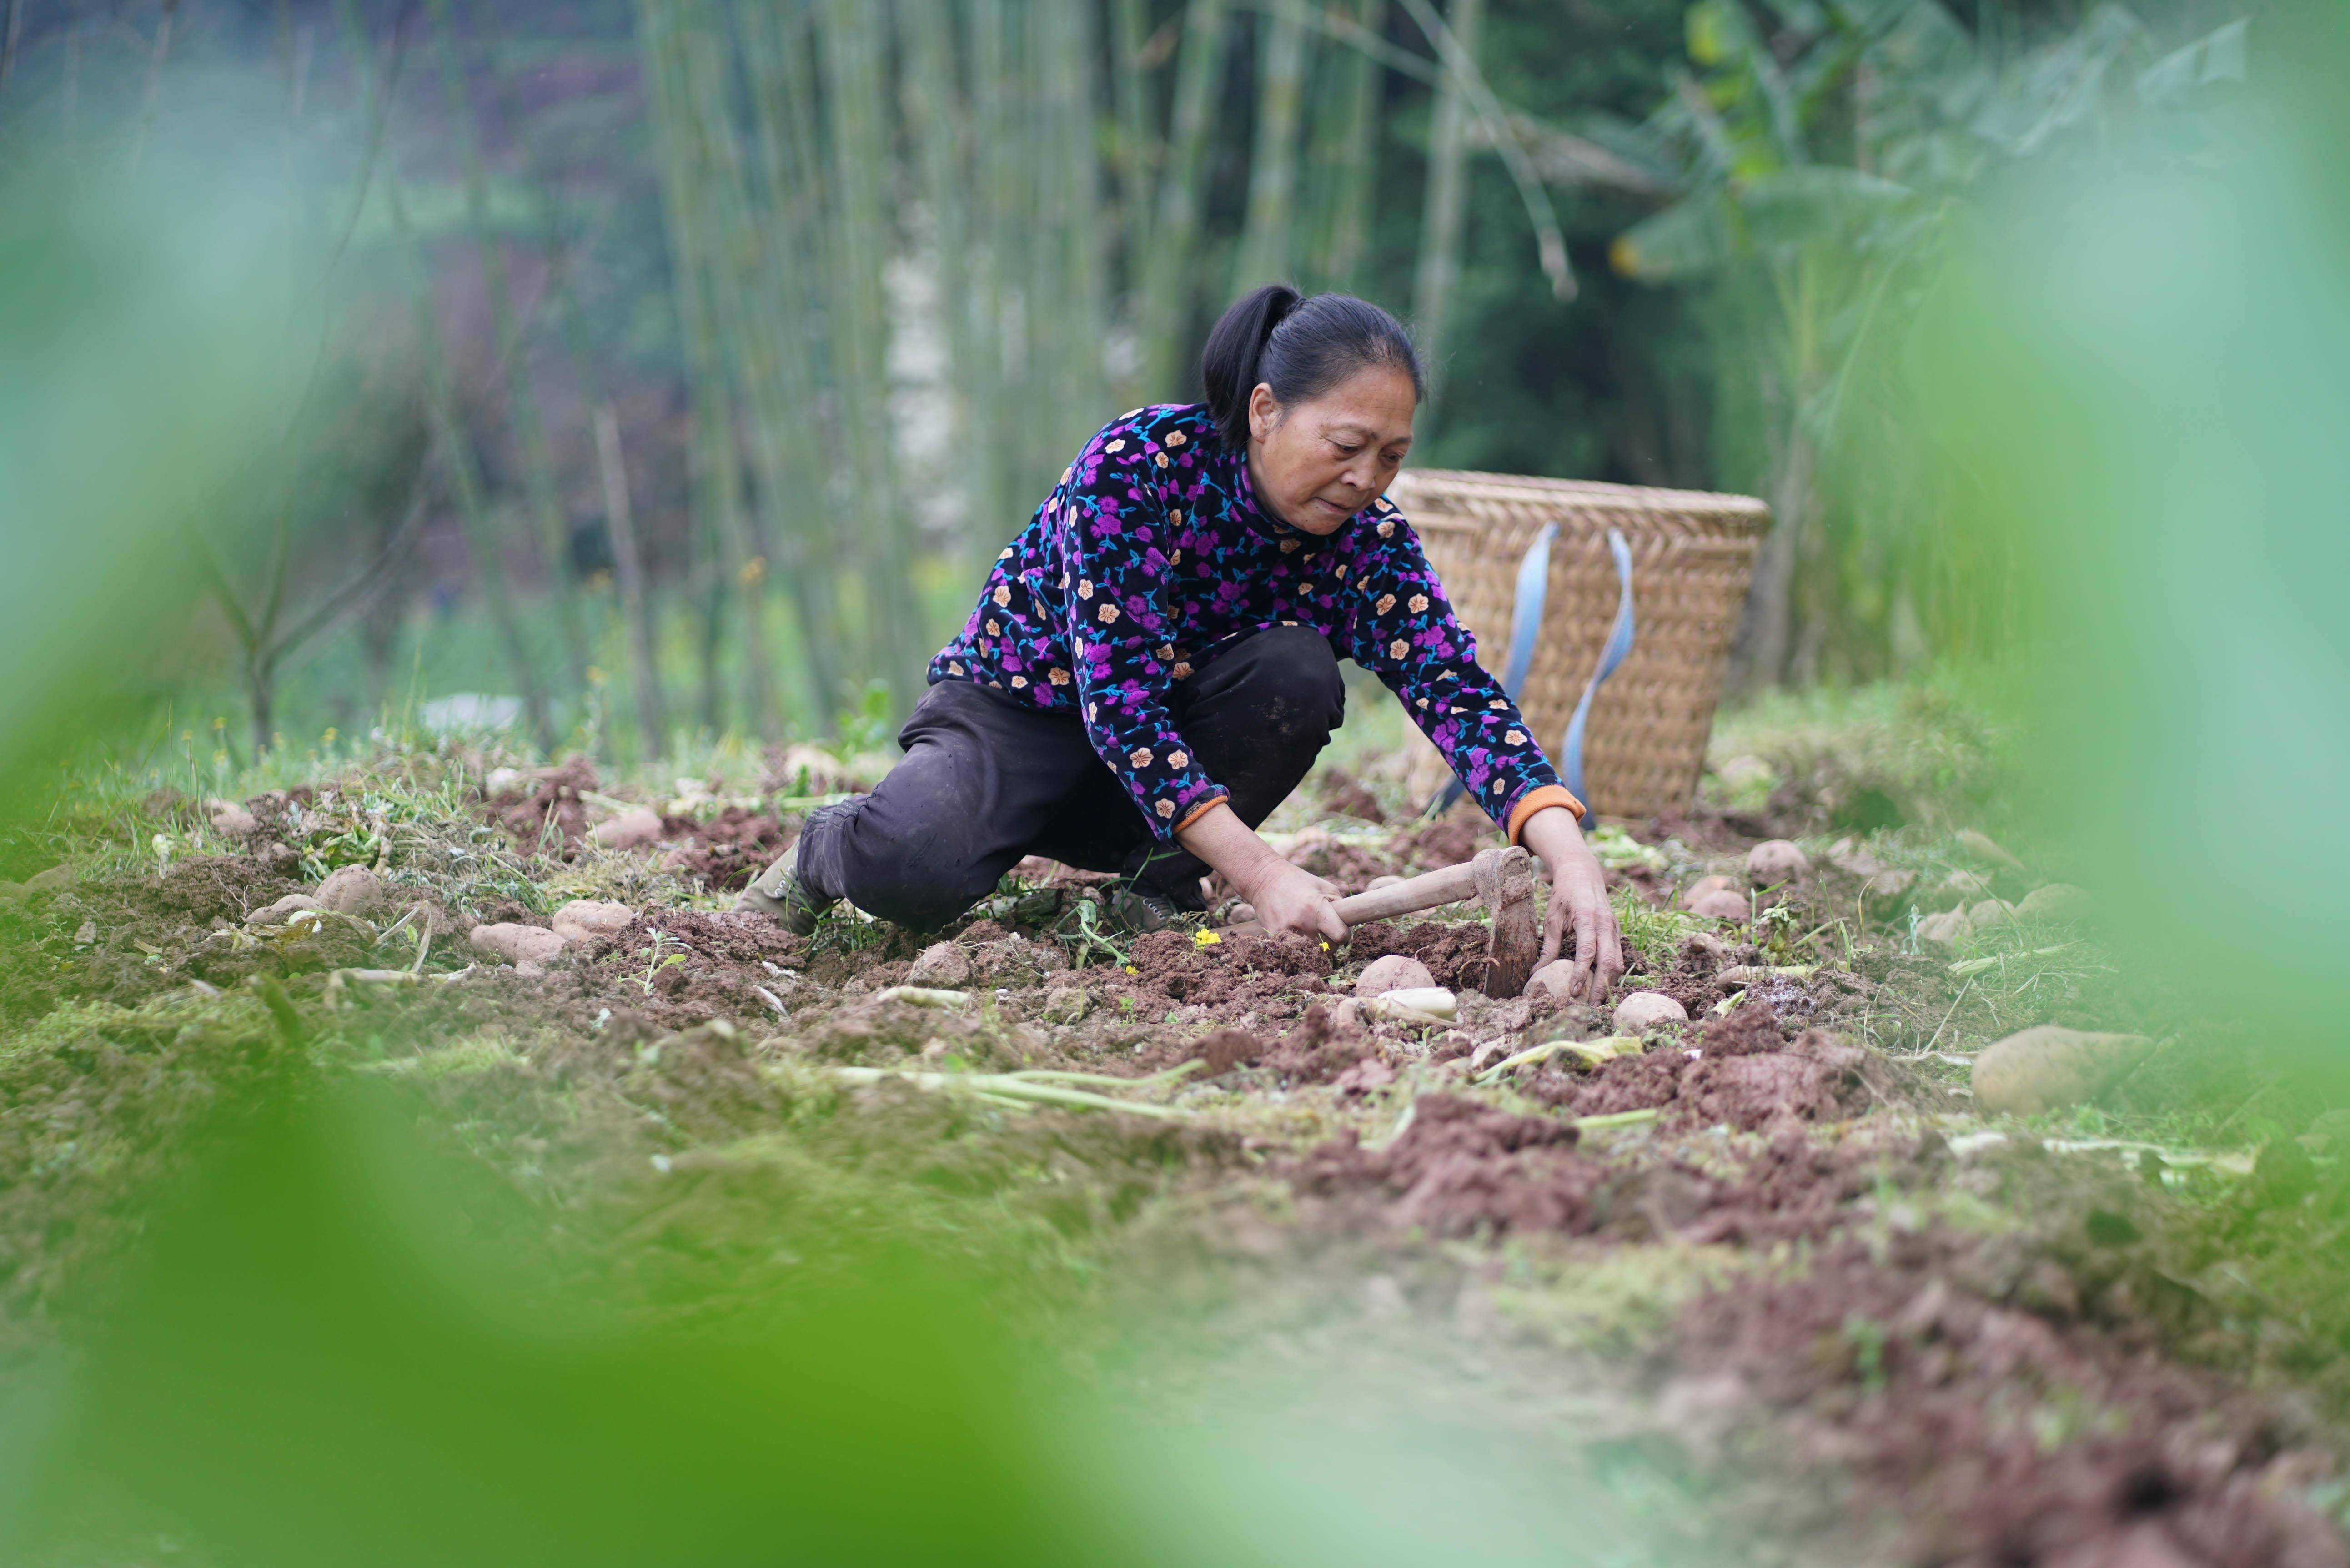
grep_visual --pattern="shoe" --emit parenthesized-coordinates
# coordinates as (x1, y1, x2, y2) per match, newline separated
(1105, 880, 1186, 935)
(735, 853, 833, 935)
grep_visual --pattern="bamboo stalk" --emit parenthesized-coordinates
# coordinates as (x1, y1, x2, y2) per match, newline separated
(1232, 1, 1309, 292)
(966, 0, 1020, 542)
(593, 402, 668, 754)
(387, 179, 552, 743)
(1321, 0, 1386, 291)
(636, 0, 752, 734)
(1109, 0, 1155, 301)
(673, 2, 788, 737)
(818, 0, 929, 709)
(427, 0, 593, 696)
(1138, 0, 1232, 398)
(1040, 0, 1110, 449)
(1410, 0, 1480, 401)
(734, 0, 852, 722)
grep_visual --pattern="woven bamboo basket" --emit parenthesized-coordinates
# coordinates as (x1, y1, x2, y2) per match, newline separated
(1388, 469, 1771, 821)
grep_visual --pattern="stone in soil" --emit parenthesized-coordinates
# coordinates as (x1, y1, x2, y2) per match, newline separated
(1526, 959, 1592, 1004)
(1971, 1026, 2154, 1116)
(1917, 909, 1970, 948)
(206, 798, 258, 836)
(2018, 882, 2094, 921)
(246, 893, 322, 926)
(1612, 992, 1689, 1033)
(551, 900, 635, 944)
(1353, 954, 1435, 997)
(469, 923, 567, 966)
(1746, 840, 1810, 884)
(593, 807, 665, 850)
(1688, 890, 1751, 921)
(316, 865, 387, 918)
(1684, 874, 1737, 903)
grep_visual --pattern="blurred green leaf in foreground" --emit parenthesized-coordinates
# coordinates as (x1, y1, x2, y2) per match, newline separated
(0, 141, 289, 818)
(1917, 5, 2350, 1091)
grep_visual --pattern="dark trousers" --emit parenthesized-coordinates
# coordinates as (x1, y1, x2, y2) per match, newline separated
(795, 624, 1346, 931)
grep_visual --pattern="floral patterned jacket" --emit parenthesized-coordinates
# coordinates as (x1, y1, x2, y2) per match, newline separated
(927, 402, 1583, 843)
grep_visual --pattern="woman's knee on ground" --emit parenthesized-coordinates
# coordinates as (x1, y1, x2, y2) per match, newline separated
(1204, 624, 1346, 735)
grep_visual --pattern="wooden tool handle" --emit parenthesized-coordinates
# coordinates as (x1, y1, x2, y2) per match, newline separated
(1330, 854, 1485, 926)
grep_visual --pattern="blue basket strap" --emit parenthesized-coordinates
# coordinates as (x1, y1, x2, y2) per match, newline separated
(1425, 523, 1557, 819)
(1558, 528, 1636, 830)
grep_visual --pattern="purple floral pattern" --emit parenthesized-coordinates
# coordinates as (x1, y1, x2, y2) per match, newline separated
(928, 402, 1571, 840)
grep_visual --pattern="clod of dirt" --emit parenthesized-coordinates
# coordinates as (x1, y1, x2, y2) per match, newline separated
(1257, 1003, 1374, 1086)
(1040, 986, 1090, 1025)
(1190, 1028, 1261, 1075)
(908, 941, 972, 988)
(966, 936, 1065, 988)
(206, 798, 258, 836)
(2018, 882, 2094, 921)
(1289, 1093, 1593, 1238)
(551, 900, 634, 944)
(1353, 954, 1435, 997)
(1972, 1026, 2154, 1116)
(593, 807, 665, 850)
(1747, 840, 1810, 884)
(245, 893, 321, 926)
(316, 865, 386, 918)
(1688, 890, 1751, 921)
(1613, 992, 1689, 1033)
(1917, 909, 1970, 948)
(469, 923, 567, 966)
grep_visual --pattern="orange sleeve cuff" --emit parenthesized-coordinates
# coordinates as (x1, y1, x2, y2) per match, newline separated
(1171, 795, 1230, 834)
(1506, 784, 1585, 844)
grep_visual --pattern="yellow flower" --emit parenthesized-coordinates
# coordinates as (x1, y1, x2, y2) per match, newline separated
(1129, 747, 1154, 768)
(1098, 603, 1120, 623)
(1048, 667, 1070, 685)
(1388, 639, 1408, 659)
(1193, 928, 1222, 947)
(321, 727, 338, 746)
(1168, 749, 1187, 768)
(1154, 799, 1175, 818)
(1376, 594, 1396, 614)
(993, 584, 1011, 606)
(1408, 594, 1429, 613)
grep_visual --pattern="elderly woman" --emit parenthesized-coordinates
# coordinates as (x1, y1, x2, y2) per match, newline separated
(743, 284, 1624, 1000)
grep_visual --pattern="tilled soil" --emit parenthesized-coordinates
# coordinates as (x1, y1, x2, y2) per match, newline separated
(2, 773, 2346, 1566)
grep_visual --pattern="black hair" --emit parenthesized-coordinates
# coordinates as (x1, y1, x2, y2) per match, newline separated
(1198, 283, 1425, 450)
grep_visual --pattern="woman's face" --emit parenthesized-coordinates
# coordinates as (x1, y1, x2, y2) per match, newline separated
(1246, 365, 1417, 536)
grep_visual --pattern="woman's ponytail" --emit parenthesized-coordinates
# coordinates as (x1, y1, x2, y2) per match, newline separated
(1200, 283, 1302, 449)
(1196, 283, 1424, 452)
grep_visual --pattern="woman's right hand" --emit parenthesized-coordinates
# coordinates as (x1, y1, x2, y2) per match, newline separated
(1241, 859, 1347, 942)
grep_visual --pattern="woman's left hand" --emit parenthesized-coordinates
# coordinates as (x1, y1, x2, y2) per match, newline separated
(1517, 806, 1625, 1003)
